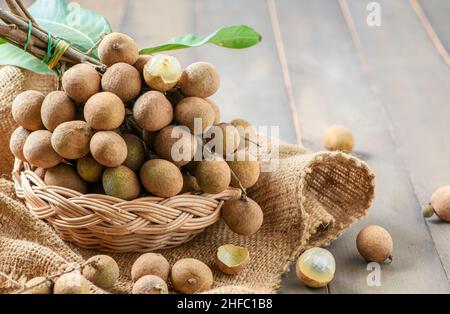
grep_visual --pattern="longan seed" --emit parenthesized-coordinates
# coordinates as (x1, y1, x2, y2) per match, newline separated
(51, 121, 93, 160)
(62, 63, 101, 103)
(9, 127, 31, 161)
(140, 159, 183, 197)
(23, 130, 62, 169)
(196, 158, 231, 194)
(180, 62, 220, 98)
(90, 131, 128, 167)
(174, 97, 215, 133)
(154, 126, 197, 167)
(133, 91, 173, 132)
(98, 32, 139, 66)
(41, 91, 77, 131)
(84, 92, 125, 131)
(101, 63, 142, 103)
(44, 164, 88, 194)
(12, 90, 45, 131)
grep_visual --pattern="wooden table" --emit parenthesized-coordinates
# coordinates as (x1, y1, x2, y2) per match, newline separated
(3, 0, 449, 293)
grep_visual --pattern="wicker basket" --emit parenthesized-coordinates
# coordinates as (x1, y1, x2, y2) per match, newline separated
(12, 159, 242, 253)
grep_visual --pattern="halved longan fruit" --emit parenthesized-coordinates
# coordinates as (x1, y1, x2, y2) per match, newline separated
(23, 130, 62, 169)
(77, 154, 104, 183)
(98, 32, 139, 66)
(62, 63, 101, 103)
(206, 99, 221, 124)
(323, 125, 354, 152)
(9, 127, 31, 161)
(174, 97, 215, 133)
(131, 253, 170, 282)
(84, 92, 125, 131)
(51, 121, 93, 160)
(82, 255, 120, 289)
(132, 275, 169, 295)
(154, 125, 197, 167)
(140, 159, 183, 197)
(103, 166, 140, 201)
(123, 133, 146, 172)
(101, 63, 142, 102)
(196, 158, 231, 194)
(171, 258, 213, 294)
(222, 197, 263, 236)
(143, 54, 182, 92)
(53, 272, 90, 294)
(180, 62, 220, 98)
(296, 248, 336, 288)
(41, 91, 77, 131)
(12, 90, 45, 131)
(227, 151, 260, 189)
(90, 131, 128, 167)
(133, 91, 173, 132)
(356, 225, 393, 263)
(205, 123, 240, 156)
(44, 164, 88, 194)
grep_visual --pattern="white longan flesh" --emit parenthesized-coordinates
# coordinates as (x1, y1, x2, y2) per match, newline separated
(296, 247, 336, 288)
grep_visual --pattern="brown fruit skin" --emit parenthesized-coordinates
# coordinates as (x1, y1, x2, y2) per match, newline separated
(90, 131, 128, 167)
(101, 63, 142, 103)
(133, 91, 173, 132)
(231, 119, 256, 150)
(131, 253, 170, 282)
(171, 258, 213, 294)
(207, 123, 240, 156)
(23, 130, 62, 169)
(102, 166, 140, 201)
(180, 62, 220, 98)
(196, 159, 231, 194)
(429, 186, 450, 222)
(182, 175, 201, 194)
(12, 90, 45, 131)
(62, 63, 101, 103)
(154, 126, 197, 167)
(132, 275, 169, 294)
(23, 277, 53, 294)
(175, 97, 215, 133)
(227, 152, 260, 189)
(41, 91, 77, 131)
(216, 245, 250, 275)
(122, 133, 146, 172)
(44, 164, 88, 194)
(140, 159, 183, 197)
(51, 121, 94, 160)
(99, 32, 139, 66)
(222, 198, 264, 236)
(134, 55, 152, 76)
(323, 125, 355, 153)
(82, 255, 120, 289)
(206, 99, 221, 124)
(356, 225, 393, 263)
(77, 155, 104, 183)
(166, 88, 185, 107)
(9, 127, 31, 161)
(84, 92, 125, 131)
(53, 272, 90, 294)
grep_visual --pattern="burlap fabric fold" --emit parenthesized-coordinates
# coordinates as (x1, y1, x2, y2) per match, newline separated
(0, 67, 375, 294)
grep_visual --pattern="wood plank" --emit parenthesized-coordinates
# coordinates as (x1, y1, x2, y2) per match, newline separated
(418, 0, 450, 53)
(276, 0, 449, 293)
(346, 0, 450, 284)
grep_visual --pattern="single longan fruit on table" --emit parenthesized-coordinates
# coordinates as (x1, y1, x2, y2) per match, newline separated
(122, 133, 145, 172)
(23, 277, 53, 294)
(62, 63, 101, 103)
(103, 166, 141, 201)
(323, 125, 354, 152)
(171, 258, 213, 294)
(180, 62, 220, 98)
(222, 197, 264, 236)
(101, 63, 142, 103)
(98, 32, 139, 66)
(9, 127, 31, 161)
(51, 121, 93, 160)
(143, 54, 182, 92)
(84, 92, 125, 131)
(131, 252, 170, 282)
(90, 131, 128, 167)
(44, 164, 88, 194)
(206, 98, 221, 124)
(133, 55, 152, 76)
(82, 255, 120, 289)
(227, 151, 260, 189)
(132, 275, 169, 294)
(206, 123, 241, 156)
(54, 272, 90, 294)
(77, 154, 104, 183)
(356, 225, 393, 263)
(154, 125, 197, 167)
(23, 130, 62, 169)
(133, 91, 173, 132)
(41, 91, 77, 131)
(422, 186, 450, 222)
(196, 158, 231, 194)
(140, 159, 183, 197)
(174, 97, 215, 133)
(12, 90, 45, 131)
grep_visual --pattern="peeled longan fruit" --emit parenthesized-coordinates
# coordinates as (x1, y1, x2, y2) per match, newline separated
(175, 97, 215, 133)
(296, 247, 336, 288)
(144, 54, 182, 92)
(62, 63, 101, 103)
(84, 92, 125, 130)
(41, 91, 77, 131)
(140, 159, 183, 197)
(98, 32, 139, 66)
(132, 275, 169, 294)
(45, 164, 88, 194)
(216, 244, 250, 275)
(103, 165, 140, 201)
(9, 127, 31, 161)
(323, 125, 354, 152)
(206, 123, 240, 156)
(182, 175, 201, 194)
(227, 152, 260, 189)
(77, 155, 104, 183)
(23, 277, 53, 294)
(133, 91, 173, 132)
(171, 258, 213, 294)
(23, 130, 62, 169)
(422, 186, 450, 222)
(180, 62, 220, 98)
(101, 63, 142, 103)
(196, 158, 231, 194)
(134, 55, 152, 76)
(90, 131, 127, 167)
(154, 126, 197, 167)
(82, 255, 120, 289)
(356, 225, 393, 263)
(222, 197, 263, 236)
(51, 121, 93, 160)
(12, 90, 44, 131)
(122, 133, 145, 172)
(53, 272, 90, 294)
(206, 99, 221, 124)
(131, 253, 170, 282)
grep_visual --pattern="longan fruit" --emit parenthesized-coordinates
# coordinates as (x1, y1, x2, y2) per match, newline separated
(206, 99, 221, 124)
(133, 91, 173, 132)
(99, 32, 139, 66)
(23, 277, 53, 294)
(134, 55, 152, 76)
(171, 258, 213, 294)
(356, 225, 393, 263)
(206, 123, 240, 156)
(23, 130, 62, 169)
(227, 152, 260, 189)
(174, 97, 215, 133)
(196, 158, 231, 194)
(90, 131, 128, 167)
(82, 255, 120, 289)
(323, 125, 354, 152)
(62, 63, 101, 103)
(84, 92, 125, 131)
(103, 165, 141, 201)
(101, 63, 142, 103)
(77, 155, 104, 183)
(423, 186, 450, 222)
(123, 133, 145, 172)
(44, 164, 88, 194)
(53, 272, 90, 294)
(143, 54, 182, 92)
(131, 253, 170, 282)
(182, 175, 201, 194)
(222, 197, 263, 236)
(140, 159, 183, 197)
(41, 91, 77, 131)
(51, 121, 93, 160)
(154, 126, 197, 167)
(12, 90, 45, 131)
(132, 275, 169, 294)
(231, 119, 257, 149)
(9, 127, 31, 161)
(180, 62, 220, 98)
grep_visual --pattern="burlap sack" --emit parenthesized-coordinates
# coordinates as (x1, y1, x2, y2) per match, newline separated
(0, 66, 375, 294)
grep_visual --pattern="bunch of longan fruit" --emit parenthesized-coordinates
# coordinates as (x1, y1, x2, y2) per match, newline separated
(10, 32, 263, 236)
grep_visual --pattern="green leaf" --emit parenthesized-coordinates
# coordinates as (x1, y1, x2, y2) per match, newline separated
(140, 25, 262, 55)
(0, 38, 6, 45)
